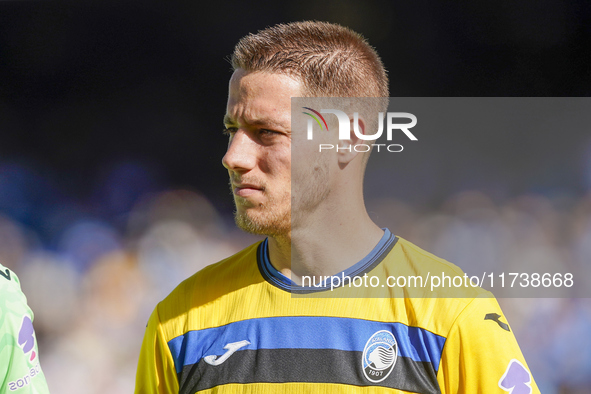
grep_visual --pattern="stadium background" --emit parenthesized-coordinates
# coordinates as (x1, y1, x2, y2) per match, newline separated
(0, 1, 590, 392)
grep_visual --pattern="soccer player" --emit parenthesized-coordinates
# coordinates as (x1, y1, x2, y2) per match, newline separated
(135, 21, 539, 393)
(1, 263, 51, 393)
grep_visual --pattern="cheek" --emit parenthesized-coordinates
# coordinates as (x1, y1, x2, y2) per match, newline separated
(260, 148, 291, 177)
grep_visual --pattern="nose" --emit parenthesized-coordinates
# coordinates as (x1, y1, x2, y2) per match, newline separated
(222, 129, 257, 172)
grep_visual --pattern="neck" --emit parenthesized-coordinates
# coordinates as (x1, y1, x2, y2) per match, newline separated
(267, 205, 383, 285)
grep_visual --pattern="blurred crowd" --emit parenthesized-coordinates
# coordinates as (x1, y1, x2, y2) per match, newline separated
(1, 160, 590, 393)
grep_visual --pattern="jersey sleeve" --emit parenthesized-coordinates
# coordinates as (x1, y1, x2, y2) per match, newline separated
(0, 266, 51, 394)
(135, 306, 179, 394)
(437, 295, 540, 394)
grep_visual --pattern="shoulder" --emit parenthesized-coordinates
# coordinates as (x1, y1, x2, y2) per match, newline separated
(380, 236, 496, 331)
(389, 240, 540, 392)
(155, 241, 263, 321)
(0, 264, 33, 348)
(393, 236, 469, 277)
(0, 264, 27, 306)
(0, 263, 19, 286)
(392, 236, 490, 297)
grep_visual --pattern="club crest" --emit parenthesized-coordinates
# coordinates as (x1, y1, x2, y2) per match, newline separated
(362, 330, 398, 383)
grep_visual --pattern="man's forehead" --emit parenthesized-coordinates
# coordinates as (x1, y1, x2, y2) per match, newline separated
(227, 69, 303, 107)
(225, 69, 300, 128)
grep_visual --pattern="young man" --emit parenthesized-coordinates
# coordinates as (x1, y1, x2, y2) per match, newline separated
(1, 263, 51, 394)
(136, 21, 539, 393)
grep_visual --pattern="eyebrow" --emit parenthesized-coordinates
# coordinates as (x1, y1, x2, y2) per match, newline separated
(223, 114, 288, 130)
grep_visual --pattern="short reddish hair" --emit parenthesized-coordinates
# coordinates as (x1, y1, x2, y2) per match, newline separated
(231, 21, 389, 98)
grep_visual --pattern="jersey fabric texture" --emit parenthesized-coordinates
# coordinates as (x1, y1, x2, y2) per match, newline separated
(135, 229, 539, 393)
(0, 264, 50, 394)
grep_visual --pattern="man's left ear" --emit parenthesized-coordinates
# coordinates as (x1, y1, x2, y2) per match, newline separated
(337, 115, 367, 165)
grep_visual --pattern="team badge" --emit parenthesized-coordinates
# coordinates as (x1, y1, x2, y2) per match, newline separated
(362, 330, 398, 383)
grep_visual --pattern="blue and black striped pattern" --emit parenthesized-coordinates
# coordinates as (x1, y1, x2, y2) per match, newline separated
(169, 316, 445, 393)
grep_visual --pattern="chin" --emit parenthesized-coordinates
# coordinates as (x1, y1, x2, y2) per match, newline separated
(234, 210, 290, 237)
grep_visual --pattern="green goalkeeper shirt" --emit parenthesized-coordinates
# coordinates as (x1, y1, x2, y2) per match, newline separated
(0, 263, 50, 393)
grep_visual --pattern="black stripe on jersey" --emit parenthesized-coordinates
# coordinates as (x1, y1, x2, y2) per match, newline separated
(177, 348, 440, 394)
(257, 233, 398, 294)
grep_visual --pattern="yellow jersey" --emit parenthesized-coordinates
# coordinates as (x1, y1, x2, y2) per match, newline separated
(135, 229, 539, 393)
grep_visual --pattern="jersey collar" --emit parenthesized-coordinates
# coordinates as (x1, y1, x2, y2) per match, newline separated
(257, 228, 397, 293)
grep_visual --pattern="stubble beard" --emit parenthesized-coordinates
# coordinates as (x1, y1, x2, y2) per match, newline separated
(231, 153, 330, 237)
(233, 194, 291, 237)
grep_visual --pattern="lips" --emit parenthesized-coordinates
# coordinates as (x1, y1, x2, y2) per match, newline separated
(232, 182, 263, 197)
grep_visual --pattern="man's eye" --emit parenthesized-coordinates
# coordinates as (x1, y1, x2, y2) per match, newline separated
(259, 129, 278, 136)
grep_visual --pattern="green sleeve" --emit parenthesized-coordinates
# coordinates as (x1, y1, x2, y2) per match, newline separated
(0, 264, 51, 394)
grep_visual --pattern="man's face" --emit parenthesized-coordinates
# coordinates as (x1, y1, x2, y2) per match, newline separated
(222, 69, 301, 236)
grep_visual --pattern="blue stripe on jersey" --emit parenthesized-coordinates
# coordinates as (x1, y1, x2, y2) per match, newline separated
(168, 316, 446, 374)
(259, 228, 395, 291)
